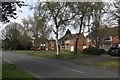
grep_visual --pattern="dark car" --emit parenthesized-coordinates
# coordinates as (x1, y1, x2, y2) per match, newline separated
(107, 47, 120, 56)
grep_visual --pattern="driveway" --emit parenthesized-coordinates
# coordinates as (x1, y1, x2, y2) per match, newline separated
(2, 52, 119, 78)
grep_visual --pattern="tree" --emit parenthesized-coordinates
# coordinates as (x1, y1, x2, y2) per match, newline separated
(69, 2, 94, 54)
(2, 24, 21, 50)
(90, 2, 105, 48)
(118, 19, 120, 39)
(105, 1, 120, 39)
(33, 2, 77, 55)
(1, 1, 26, 23)
(2, 22, 32, 50)
(88, 25, 118, 48)
(22, 14, 46, 49)
(68, 2, 105, 53)
(19, 32, 31, 50)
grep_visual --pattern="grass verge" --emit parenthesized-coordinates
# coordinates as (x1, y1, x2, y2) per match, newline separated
(2, 64, 38, 79)
(90, 60, 119, 70)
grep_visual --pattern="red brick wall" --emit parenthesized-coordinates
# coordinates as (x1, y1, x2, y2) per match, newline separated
(69, 33, 86, 51)
(78, 34, 86, 51)
(112, 36, 119, 47)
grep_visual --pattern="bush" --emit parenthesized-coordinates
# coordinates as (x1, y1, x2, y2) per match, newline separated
(82, 47, 106, 55)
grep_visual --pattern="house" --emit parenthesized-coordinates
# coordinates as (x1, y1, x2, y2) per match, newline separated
(85, 35, 120, 51)
(59, 29, 86, 51)
(37, 36, 57, 50)
(48, 37, 56, 50)
(103, 36, 120, 51)
(39, 37, 49, 50)
(111, 36, 120, 47)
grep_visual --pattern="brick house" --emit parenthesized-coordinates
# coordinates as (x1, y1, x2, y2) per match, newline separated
(48, 38, 56, 50)
(103, 36, 120, 51)
(59, 29, 86, 51)
(85, 35, 120, 51)
(39, 37, 57, 50)
(111, 36, 120, 47)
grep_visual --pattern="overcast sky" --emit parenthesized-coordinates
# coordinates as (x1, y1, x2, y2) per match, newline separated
(0, 0, 35, 39)
(0, 0, 117, 39)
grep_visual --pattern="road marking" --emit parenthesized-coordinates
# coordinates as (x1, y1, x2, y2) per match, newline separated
(29, 58, 84, 74)
(3, 58, 13, 64)
(53, 64, 84, 74)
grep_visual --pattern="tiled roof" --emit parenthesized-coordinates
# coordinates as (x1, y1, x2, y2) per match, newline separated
(59, 33, 84, 41)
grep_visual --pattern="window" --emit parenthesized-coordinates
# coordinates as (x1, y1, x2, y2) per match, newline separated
(61, 41, 64, 45)
(61, 41, 65, 49)
(62, 45, 65, 49)
(66, 43, 70, 49)
(66, 40, 70, 43)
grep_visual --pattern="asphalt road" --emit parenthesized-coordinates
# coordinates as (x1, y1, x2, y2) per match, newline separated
(2, 52, 119, 78)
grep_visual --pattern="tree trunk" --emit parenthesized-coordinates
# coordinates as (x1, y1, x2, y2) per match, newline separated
(118, 19, 120, 40)
(95, 38, 99, 48)
(74, 37, 79, 54)
(74, 15, 84, 54)
(55, 35, 59, 56)
(56, 38, 59, 55)
(55, 30, 59, 56)
(25, 47, 26, 50)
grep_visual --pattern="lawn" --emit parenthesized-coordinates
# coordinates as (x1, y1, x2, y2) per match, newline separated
(4, 50, 92, 60)
(2, 64, 38, 80)
(91, 60, 119, 70)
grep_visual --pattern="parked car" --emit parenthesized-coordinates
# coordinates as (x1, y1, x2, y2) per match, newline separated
(107, 47, 120, 56)
(36, 47, 46, 51)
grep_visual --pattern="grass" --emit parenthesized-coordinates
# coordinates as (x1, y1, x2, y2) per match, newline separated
(91, 60, 120, 70)
(4, 50, 92, 60)
(2, 64, 38, 79)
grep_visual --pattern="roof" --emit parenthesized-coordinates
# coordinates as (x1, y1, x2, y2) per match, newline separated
(66, 29, 71, 34)
(59, 33, 84, 41)
(39, 37, 48, 42)
(48, 37, 56, 41)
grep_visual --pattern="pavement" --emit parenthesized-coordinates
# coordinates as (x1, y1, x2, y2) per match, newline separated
(2, 52, 119, 78)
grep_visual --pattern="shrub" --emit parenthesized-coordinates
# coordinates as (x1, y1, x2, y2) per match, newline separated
(82, 47, 106, 55)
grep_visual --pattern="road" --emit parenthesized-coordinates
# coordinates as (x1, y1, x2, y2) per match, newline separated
(2, 52, 118, 78)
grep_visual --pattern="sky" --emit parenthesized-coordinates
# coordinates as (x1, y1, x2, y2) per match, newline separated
(10, 0, 35, 24)
(0, 0, 117, 40)
(0, 0, 35, 39)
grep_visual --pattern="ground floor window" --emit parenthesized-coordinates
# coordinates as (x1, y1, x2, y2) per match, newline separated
(104, 44, 111, 51)
(66, 43, 70, 50)
(40, 43, 45, 48)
